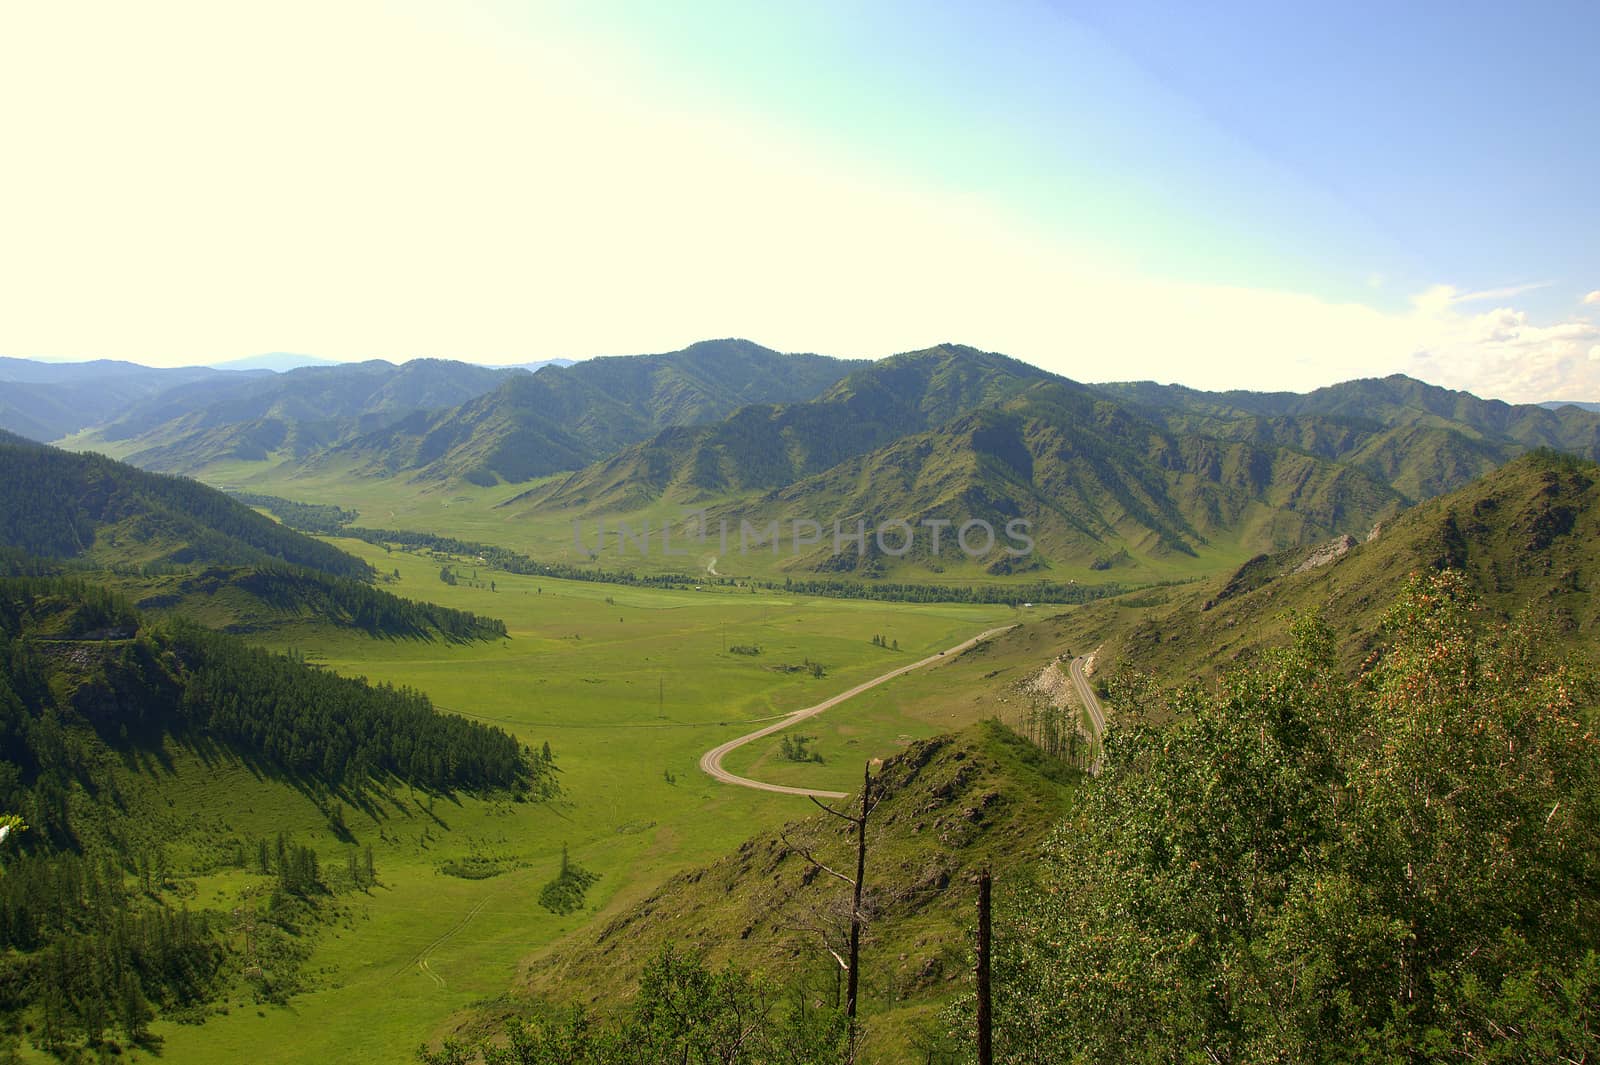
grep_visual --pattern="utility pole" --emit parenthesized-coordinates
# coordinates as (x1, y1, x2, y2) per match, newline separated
(977, 864, 993, 1065)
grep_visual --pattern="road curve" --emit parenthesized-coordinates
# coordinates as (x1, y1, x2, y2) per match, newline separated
(698, 626, 1016, 798)
(1066, 655, 1107, 773)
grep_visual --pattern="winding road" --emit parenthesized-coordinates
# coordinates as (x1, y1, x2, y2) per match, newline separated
(1066, 655, 1108, 773)
(697, 626, 1015, 798)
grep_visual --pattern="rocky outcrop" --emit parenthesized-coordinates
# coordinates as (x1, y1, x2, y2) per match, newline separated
(1294, 533, 1358, 574)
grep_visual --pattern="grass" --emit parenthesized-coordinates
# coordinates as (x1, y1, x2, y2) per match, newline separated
(516, 719, 1080, 1064)
(120, 536, 1022, 1065)
(23, 452, 1202, 1063)
(169, 455, 1259, 588)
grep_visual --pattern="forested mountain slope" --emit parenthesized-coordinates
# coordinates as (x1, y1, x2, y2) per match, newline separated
(519, 362, 1405, 579)
(505, 343, 1052, 510)
(0, 431, 371, 579)
(981, 571, 1600, 1063)
(729, 382, 1402, 575)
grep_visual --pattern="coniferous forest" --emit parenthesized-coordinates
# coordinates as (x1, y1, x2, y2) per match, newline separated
(0, 433, 371, 580)
(0, 576, 548, 1055)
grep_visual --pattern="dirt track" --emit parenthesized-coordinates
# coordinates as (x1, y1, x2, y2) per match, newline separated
(697, 626, 1015, 798)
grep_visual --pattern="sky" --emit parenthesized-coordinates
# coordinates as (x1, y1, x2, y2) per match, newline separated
(1, 0, 1596, 401)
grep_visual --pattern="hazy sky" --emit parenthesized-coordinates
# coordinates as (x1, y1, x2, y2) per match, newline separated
(2, 1, 1596, 400)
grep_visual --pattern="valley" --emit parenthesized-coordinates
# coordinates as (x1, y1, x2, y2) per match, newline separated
(139, 538, 1021, 1064)
(7, 9, 1598, 1059)
(2, 342, 1597, 1063)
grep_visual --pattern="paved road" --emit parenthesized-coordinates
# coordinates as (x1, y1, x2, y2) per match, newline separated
(698, 626, 1016, 799)
(1066, 655, 1107, 772)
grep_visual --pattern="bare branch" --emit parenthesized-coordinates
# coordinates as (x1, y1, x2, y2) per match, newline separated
(809, 795, 860, 824)
(778, 831, 855, 886)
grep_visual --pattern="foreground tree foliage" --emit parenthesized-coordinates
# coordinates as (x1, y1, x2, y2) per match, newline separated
(979, 571, 1600, 1062)
(419, 949, 848, 1065)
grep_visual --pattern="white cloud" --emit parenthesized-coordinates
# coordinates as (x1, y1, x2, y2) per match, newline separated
(1396, 298, 1600, 402)
(1453, 281, 1553, 303)
(1584, 290, 1600, 305)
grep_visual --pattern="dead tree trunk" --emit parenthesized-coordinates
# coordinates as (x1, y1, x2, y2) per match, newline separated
(785, 761, 877, 1061)
(846, 762, 870, 1026)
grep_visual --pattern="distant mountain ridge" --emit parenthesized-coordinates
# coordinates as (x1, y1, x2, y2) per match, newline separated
(507, 344, 1049, 509)
(507, 347, 1407, 576)
(1097, 374, 1600, 501)
(0, 358, 254, 443)
(208, 352, 346, 372)
(317, 338, 865, 484)
(13, 345, 1600, 587)
(72, 358, 515, 471)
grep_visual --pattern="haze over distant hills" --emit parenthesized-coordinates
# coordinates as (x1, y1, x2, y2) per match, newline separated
(0, 357, 250, 442)
(207, 352, 346, 372)
(206, 353, 579, 374)
(71, 358, 517, 471)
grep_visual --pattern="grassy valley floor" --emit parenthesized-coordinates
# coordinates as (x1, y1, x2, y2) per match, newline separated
(129, 537, 1028, 1064)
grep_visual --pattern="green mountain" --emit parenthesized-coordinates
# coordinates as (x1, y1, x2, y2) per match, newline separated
(1064, 449, 1600, 682)
(317, 339, 864, 484)
(0, 432, 514, 640)
(70, 358, 513, 473)
(0, 430, 372, 579)
(511, 350, 1404, 579)
(506, 343, 1050, 510)
(0, 358, 251, 443)
(1097, 373, 1600, 501)
(702, 379, 1401, 576)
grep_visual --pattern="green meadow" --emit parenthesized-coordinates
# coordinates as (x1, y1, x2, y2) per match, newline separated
(185, 456, 1254, 587)
(124, 534, 1015, 1064)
